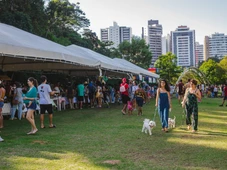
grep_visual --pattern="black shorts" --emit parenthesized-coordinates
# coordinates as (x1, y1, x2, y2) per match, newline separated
(40, 104, 53, 114)
(78, 96, 84, 102)
(224, 96, 227, 100)
(122, 94, 130, 104)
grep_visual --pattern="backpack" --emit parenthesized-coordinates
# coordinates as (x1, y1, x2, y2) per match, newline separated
(120, 85, 126, 93)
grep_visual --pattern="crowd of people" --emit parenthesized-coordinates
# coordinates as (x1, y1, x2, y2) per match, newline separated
(0, 75, 226, 142)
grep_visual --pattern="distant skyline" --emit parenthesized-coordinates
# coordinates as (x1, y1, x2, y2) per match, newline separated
(70, 0, 227, 44)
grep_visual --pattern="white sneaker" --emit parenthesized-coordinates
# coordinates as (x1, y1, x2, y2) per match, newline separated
(0, 136, 4, 142)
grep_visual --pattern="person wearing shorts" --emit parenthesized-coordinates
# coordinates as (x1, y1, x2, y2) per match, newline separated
(23, 77, 38, 135)
(219, 84, 227, 107)
(135, 85, 147, 116)
(38, 75, 57, 129)
(77, 82, 84, 109)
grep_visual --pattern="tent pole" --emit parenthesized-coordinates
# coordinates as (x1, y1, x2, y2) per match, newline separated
(99, 68, 102, 77)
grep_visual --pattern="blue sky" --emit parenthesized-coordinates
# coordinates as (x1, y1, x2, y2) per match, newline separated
(70, 0, 227, 44)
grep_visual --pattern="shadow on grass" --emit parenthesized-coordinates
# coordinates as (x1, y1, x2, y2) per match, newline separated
(1, 99, 227, 170)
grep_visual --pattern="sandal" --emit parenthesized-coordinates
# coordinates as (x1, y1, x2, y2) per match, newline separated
(49, 125, 56, 128)
(41, 126, 45, 129)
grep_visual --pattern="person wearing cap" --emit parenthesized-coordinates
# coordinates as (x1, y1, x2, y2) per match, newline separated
(119, 78, 130, 115)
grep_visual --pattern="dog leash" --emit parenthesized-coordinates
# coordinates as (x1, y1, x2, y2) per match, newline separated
(181, 108, 186, 126)
(153, 107, 158, 121)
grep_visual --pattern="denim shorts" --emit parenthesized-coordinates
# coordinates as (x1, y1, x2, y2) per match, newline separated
(26, 102, 37, 110)
(0, 102, 4, 108)
(136, 97, 144, 107)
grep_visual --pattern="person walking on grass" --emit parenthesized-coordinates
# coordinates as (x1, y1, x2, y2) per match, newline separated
(219, 83, 227, 106)
(155, 79, 172, 132)
(23, 77, 38, 135)
(177, 79, 184, 104)
(135, 84, 146, 116)
(38, 75, 58, 129)
(182, 79, 201, 133)
(120, 78, 130, 115)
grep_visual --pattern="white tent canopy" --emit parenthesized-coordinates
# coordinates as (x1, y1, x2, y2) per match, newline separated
(0, 23, 159, 78)
(113, 58, 159, 78)
(0, 23, 99, 73)
(67, 45, 136, 74)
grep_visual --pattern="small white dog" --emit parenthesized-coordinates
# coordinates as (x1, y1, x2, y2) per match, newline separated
(142, 118, 156, 135)
(168, 116, 176, 128)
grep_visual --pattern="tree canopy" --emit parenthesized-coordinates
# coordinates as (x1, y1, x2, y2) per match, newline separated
(154, 52, 182, 84)
(199, 57, 227, 84)
(118, 37, 152, 69)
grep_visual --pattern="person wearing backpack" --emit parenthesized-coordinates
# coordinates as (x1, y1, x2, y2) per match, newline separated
(120, 78, 130, 115)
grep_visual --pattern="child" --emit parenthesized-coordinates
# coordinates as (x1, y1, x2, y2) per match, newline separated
(127, 101, 133, 115)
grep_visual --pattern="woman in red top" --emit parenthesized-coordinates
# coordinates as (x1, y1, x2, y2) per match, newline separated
(120, 78, 130, 115)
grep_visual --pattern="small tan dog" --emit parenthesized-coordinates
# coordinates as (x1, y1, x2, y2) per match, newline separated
(168, 116, 176, 128)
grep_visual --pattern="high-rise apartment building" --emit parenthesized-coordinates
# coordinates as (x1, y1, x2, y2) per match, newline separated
(204, 33, 227, 60)
(100, 22, 132, 48)
(195, 42, 204, 67)
(120, 26, 132, 43)
(141, 27, 149, 44)
(162, 34, 171, 55)
(171, 26, 196, 67)
(148, 19, 163, 66)
(100, 28, 109, 42)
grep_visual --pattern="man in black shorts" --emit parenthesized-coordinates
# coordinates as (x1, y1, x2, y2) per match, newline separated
(38, 76, 57, 128)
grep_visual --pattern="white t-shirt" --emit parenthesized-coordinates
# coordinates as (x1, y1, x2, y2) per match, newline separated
(38, 84, 52, 104)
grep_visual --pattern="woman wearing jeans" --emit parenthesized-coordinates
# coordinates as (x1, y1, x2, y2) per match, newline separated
(10, 82, 23, 120)
(155, 79, 172, 132)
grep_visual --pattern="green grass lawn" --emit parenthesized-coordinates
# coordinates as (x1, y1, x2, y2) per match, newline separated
(1, 97, 227, 170)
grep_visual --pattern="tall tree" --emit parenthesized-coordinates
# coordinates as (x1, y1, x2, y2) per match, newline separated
(0, 0, 47, 34)
(118, 37, 152, 69)
(45, 0, 90, 37)
(199, 58, 225, 84)
(154, 52, 182, 83)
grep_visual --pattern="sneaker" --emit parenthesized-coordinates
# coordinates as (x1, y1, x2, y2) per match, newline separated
(0, 136, 4, 142)
(219, 104, 223, 107)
